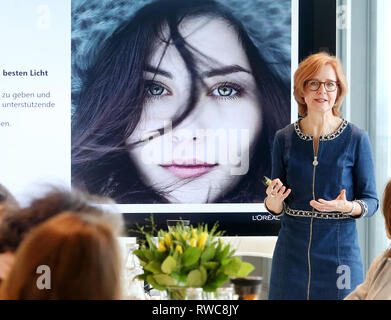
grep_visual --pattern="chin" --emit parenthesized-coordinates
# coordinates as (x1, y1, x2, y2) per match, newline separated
(168, 186, 221, 204)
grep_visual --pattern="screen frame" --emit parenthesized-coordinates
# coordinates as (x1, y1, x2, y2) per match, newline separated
(124, 0, 337, 236)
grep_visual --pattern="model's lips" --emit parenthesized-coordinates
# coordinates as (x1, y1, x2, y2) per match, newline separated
(314, 98, 328, 103)
(160, 160, 217, 178)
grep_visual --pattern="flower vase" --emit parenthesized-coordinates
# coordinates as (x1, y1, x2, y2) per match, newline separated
(165, 286, 213, 300)
(165, 286, 187, 300)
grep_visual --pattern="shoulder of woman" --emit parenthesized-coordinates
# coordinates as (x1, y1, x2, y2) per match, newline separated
(368, 250, 391, 273)
(347, 122, 368, 139)
(275, 123, 295, 137)
(364, 250, 391, 287)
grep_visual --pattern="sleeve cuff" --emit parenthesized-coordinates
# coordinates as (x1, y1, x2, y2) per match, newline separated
(350, 200, 368, 219)
(265, 199, 285, 216)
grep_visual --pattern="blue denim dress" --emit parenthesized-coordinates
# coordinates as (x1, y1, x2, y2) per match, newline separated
(268, 119, 379, 300)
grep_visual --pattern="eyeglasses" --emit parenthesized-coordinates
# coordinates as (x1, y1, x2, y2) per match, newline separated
(305, 79, 338, 92)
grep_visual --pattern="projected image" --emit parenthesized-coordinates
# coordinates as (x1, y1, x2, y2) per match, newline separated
(71, 0, 291, 204)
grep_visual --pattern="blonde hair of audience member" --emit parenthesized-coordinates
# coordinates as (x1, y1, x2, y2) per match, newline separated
(344, 180, 391, 300)
(293, 51, 348, 117)
(383, 180, 391, 248)
(0, 213, 122, 299)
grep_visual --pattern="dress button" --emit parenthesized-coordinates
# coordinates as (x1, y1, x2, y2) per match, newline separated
(313, 160, 318, 166)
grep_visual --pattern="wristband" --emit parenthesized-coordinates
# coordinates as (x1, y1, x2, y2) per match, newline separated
(347, 201, 355, 216)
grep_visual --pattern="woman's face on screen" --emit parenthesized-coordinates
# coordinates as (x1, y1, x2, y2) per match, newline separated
(126, 17, 262, 203)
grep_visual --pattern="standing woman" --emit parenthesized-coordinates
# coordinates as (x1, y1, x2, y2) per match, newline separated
(265, 52, 379, 300)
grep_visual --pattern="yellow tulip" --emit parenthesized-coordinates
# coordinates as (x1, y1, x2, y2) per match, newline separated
(175, 245, 183, 254)
(174, 232, 181, 241)
(157, 239, 167, 252)
(197, 232, 209, 249)
(191, 228, 198, 237)
(190, 238, 197, 247)
(164, 233, 173, 248)
(182, 231, 188, 241)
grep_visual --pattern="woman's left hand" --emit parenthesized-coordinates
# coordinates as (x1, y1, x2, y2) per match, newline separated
(310, 189, 353, 213)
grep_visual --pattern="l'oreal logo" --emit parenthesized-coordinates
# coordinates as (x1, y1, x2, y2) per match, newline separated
(252, 214, 280, 221)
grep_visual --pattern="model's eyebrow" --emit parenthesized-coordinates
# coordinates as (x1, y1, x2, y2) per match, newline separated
(145, 64, 251, 80)
(202, 65, 252, 78)
(144, 65, 173, 79)
(308, 78, 338, 82)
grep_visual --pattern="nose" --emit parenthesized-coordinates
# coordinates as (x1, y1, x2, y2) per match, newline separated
(317, 82, 327, 94)
(172, 101, 213, 143)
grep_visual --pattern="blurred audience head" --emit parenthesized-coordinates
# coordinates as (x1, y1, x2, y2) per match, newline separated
(0, 187, 123, 253)
(383, 180, 391, 240)
(0, 184, 20, 223)
(0, 212, 122, 299)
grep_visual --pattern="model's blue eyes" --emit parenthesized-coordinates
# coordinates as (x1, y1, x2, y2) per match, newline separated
(145, 81, 243, 100)
(212, 84, 238, 97)
(208, 82, 243, 100)
(146, 83, 170, 96)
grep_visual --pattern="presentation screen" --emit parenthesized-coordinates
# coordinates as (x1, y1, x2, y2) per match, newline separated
(0, 0, 298, 235)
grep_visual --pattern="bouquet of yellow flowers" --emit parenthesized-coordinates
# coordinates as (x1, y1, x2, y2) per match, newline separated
(133, 222, 254, 294)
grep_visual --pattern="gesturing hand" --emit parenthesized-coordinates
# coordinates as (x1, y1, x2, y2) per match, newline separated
(265, 178, 291, 214)
(309, 189, 353, 213)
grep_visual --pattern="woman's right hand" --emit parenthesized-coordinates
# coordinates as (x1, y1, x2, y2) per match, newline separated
(265, 178, 291, 214)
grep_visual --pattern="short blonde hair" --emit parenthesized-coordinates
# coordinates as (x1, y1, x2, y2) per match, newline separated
(383, 181, 391, 246)
(294, 52, 348, 117)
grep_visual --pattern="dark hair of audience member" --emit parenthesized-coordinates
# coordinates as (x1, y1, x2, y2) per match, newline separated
(0, 213, 122, 299)
(0, 187, 123, 253)
(0, 184, 20, 223)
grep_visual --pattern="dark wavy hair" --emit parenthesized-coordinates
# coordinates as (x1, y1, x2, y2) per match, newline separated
(0, 187, 123, 253)
(71, 0, 290, 203)
(0, 184, 19, 221)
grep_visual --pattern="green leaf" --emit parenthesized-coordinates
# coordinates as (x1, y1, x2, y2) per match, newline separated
(216, 244, 230, 263)
(170, 271, 181, 282)
(134, 249, 154, 262)
(144, 261, 161, 274)
(203, 272, 228, 292)
(200, 246, 216, 263)
(227, 249, 236, 259)
(154, 250, 167, 262)
(182, 247, 202, 267)
(202, 261, 219, 270)
(170, 272, 187, 284)
(173, 249, 179, 260)
(133, 249, 145, 260)
(182, 261, 200, 273)
(161, 256, 177, 274)
(200, 265, 207, 285)
(146, 275, 166, 291)
(237, 262, 255, 277)
(216, 238, 222, 250)
(146, 235, 157, 250)
(153, 274, 176, 286)
(186, 269, 203, 287)
(222, 257, 242, 276)
(136, 274, 147, 281)
(221, 258, 230, 266)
